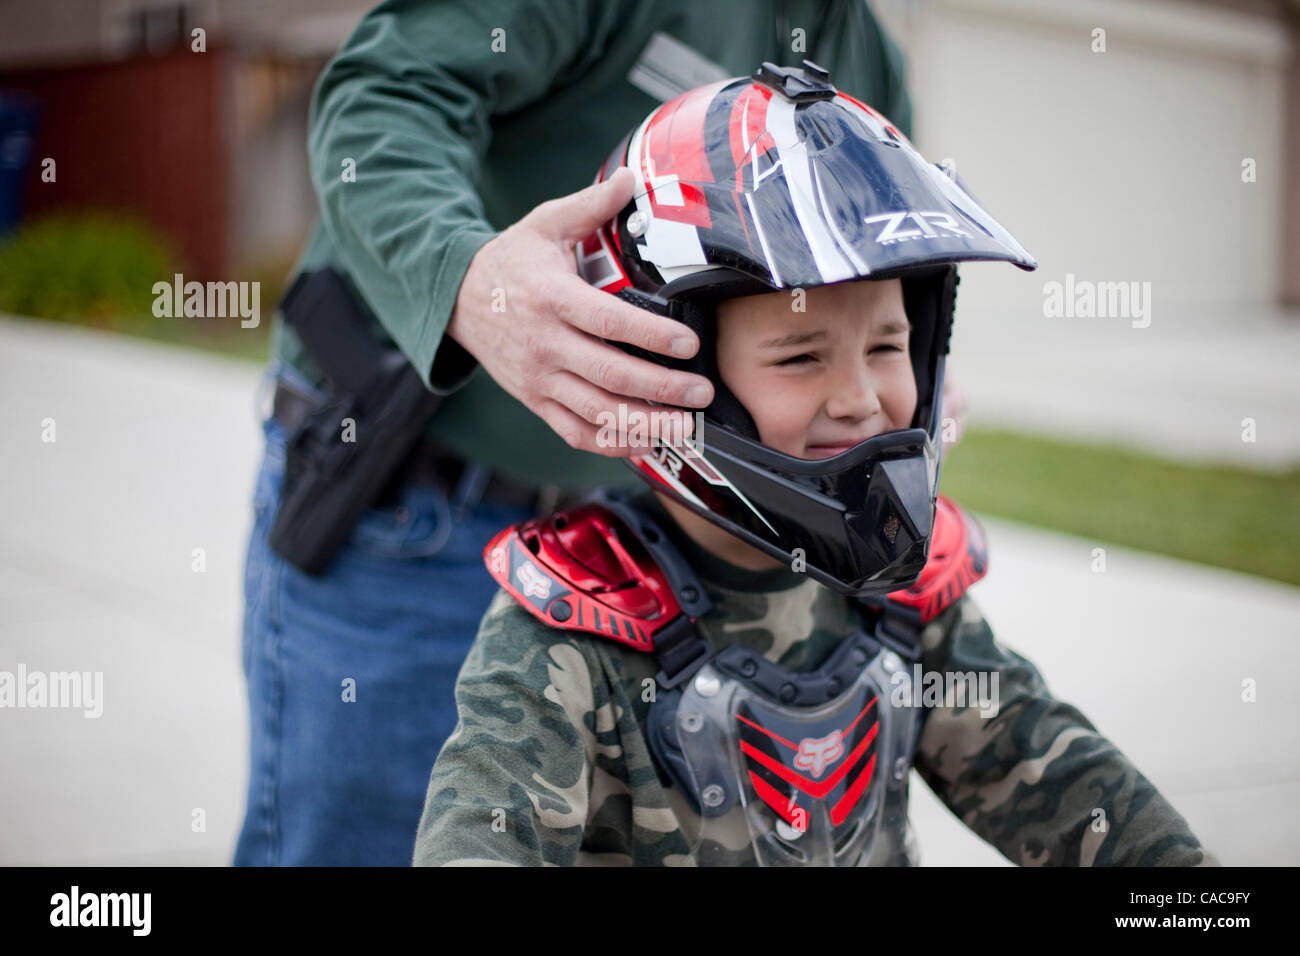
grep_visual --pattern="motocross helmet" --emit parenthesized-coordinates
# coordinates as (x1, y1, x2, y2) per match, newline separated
(575, 60, 1036, 597)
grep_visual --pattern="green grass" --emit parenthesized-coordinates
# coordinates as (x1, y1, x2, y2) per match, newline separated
(940, 428, 1300, 588)
(0, 210, 287, 365)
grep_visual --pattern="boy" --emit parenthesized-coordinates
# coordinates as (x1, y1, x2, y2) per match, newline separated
(413, 62, 1217, 866)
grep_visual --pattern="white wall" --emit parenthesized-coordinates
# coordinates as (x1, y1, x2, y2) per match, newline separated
(875, 0, 1290, 326)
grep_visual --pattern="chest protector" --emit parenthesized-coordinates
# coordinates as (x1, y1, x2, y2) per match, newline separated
(483, 487, 988, 866)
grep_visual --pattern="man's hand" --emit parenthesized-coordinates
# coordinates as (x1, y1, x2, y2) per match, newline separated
(446, 167, 713, 457)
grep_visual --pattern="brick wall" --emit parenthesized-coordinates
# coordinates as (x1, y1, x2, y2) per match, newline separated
(0, 46, 231, 278)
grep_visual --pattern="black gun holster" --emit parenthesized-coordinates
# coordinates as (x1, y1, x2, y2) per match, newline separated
(267, 267, 445, 576)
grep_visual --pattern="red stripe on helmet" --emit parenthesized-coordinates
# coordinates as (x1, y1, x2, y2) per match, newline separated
(728, 83, 775, 170)
(640, 85, 717, 228)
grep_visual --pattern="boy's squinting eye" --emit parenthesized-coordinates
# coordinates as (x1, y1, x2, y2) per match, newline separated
(775, 353, 817, 367)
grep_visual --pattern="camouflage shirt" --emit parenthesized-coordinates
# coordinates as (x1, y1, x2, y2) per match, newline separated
(414, 494, 1218, 867)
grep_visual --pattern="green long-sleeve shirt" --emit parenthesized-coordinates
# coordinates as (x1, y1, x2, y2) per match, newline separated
(273, 0, 914, 489)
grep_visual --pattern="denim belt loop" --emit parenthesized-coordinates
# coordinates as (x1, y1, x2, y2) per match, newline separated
(255, 368, 275, 426)
(450, 461, 491, 521)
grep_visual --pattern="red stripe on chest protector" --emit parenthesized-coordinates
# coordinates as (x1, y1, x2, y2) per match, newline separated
(830, 753, 878, 826)
(749, 771, 801, 826)
(740, 721, 878, 801)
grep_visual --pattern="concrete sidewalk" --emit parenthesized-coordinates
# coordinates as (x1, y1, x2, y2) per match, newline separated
(1, 314, 1296, 866)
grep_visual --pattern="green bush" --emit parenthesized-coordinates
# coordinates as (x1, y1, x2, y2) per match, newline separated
(0, 212, 183, 332)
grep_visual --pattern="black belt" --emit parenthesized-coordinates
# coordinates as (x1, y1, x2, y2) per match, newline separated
(272, 381, 563, 514)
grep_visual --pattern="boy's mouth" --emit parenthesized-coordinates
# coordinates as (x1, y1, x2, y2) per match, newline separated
(804, 438, 870, 459)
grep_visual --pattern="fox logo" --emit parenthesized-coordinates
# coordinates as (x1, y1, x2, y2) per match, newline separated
(794, 730, 844, 778)
(489, 546, 507, 574)
(516, 562, 551, 600)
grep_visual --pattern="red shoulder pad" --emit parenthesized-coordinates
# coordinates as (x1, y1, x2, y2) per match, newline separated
(483, 503, 683, 653)
(884, 495, 988, 623)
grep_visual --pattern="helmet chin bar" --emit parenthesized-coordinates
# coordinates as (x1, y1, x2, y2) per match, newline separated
(636, 419, 940, 597)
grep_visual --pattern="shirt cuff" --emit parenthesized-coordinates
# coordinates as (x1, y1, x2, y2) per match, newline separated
(419, 226, 499, 394)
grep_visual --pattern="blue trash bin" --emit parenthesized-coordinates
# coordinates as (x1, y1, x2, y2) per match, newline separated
(0, 91, 42, 236)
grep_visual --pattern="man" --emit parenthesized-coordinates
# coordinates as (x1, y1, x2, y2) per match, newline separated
(236, 0, 921, 866)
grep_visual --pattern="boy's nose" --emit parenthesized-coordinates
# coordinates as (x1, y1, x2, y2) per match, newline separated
(825, 362, 882, 422)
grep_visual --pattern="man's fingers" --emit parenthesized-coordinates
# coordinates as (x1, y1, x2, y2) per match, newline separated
(559, 335, 713, 408)
(532, 399, 599, 454)
(528, 166, 637, 246)
(550, 275, 700, 360)
(542, 372, 695, 448)
(534, 398, 645, 459)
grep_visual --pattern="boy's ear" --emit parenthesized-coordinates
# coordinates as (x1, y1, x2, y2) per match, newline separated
(611, 287, 761, 441)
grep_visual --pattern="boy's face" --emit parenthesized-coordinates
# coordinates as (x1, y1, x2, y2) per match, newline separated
(715, 278, 917, 459)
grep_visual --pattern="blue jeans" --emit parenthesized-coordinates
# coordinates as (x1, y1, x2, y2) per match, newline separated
(234, 365, 533, 866)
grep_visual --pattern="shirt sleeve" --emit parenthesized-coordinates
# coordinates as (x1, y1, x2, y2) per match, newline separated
(834, 0, 914, 140)
(911, 595, 1220, 867)
(306, 0, 599, 393)
(864, 2, 914, 141)
(413, 591, 602, 866)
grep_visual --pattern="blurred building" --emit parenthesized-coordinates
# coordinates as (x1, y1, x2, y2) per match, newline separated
(873, 0, 1299, 314)
(0, 0, 1295, 308)
(871, 0, 1300, 466)
(0, 0, 372, 278)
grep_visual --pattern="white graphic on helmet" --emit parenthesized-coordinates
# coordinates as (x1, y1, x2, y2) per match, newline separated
(743, 191, 783, 288)
(864, 210, 970, 245)
(654, 444, 683, 480)
(516, 562, 551, 600)
(766, 94, 859, 285)
(642, 442, 779, 537)
(813, 161, 870, 275)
